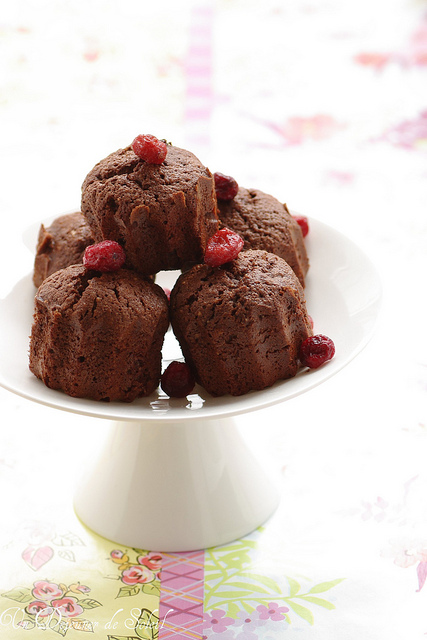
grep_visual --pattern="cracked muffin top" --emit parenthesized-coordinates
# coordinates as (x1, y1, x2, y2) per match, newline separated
(33, 212, 94, 288)
(29, 264, 169, 402)
(81, 144, 219, 275)
(217, 187, 309, 287)
(170, 250, 313, 396)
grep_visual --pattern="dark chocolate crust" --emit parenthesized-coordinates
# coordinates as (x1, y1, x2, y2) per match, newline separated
(29, 265, 169, 402)
(33, 212, 94, 288)
(81, 145, 219, 275)
(217, 188, 309, 286)
(170, 250, 313, 397)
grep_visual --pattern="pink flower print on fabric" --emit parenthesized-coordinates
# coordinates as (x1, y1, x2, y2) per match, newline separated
(355, 14, 427, 69)
(204, 609, 235, 633)
(417, 562, 427, 592)
(380, 110, 427, 151)
(26, 601, 52, 617)
(360, 496, 389, 522)
(256, 602, 289, 621)
(31, 580, 63, 601)
(51, 596, 84, 618)
(121, 564, 155, 585)
(354, 52, 391, 70)
(233, 611, 265, 640)
(386, 539, 427, 591)
(137, 552, 162, 573)
(83, 46, 100, 63)
(69, 583, 90, 594)
(235, 609, 266, 629)
(324, 169, 355, 186)
(392, 541, 427, 569)
(269, 114, 344, 146)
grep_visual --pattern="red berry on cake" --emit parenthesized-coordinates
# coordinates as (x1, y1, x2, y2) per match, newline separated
(204, 228, 244, 267)
(293, 214, 309, 237)
(131, 134, 168, 164)
(299, 334, 335, 369)
(161, 361, 196, 398)
(214, 172, 239, 201)
(83, 240, 126, 272)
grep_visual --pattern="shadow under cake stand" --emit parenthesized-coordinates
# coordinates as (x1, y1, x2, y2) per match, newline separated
(0, 218, 382, 552)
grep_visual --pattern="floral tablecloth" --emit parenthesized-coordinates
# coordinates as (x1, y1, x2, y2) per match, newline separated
(1, 0, 427, 638)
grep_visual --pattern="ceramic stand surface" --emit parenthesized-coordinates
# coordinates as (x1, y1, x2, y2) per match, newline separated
(74, 416, 280, 552)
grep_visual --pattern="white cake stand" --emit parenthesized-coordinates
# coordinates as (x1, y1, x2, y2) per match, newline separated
(0, 218, 381, 551)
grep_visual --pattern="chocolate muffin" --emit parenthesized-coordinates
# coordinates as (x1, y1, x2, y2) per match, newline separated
(81, 144, 219, 275)
(217, 188, 309, 286)
(33, 212, 94, 287)
(170, 250, 313, 396)
(29, 265, 169, 402)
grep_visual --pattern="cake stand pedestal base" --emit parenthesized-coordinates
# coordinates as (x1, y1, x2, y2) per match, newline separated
(73, 416, 281, 552)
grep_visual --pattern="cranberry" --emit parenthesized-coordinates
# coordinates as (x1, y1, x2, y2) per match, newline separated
(83, 240, 126, 272)
(204, 228, 244, 267)
(163, 287, 171, 301)
(161, 361, 195, 398)
(214, 172, 239, 200)
(131, 134, 168, 164)
(293, 215, 309, 237)
(299, 334, 335, 369)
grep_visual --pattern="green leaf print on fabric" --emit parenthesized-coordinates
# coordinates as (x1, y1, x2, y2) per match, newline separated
(286, 600, 314, 625)
(1, 586, 33, 603)
(301, 595, 336, 610)
(117, 585, 140, 599)
(79, 598, 103, 609)
(204, 534, 345, 627)
(134, 608, 159, 640)
(308, 578, 344, 593)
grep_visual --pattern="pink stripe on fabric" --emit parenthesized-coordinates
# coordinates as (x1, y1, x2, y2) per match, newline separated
(159, 550, 205, 639)
(187, 86, 212, 98)
(184, 0, 215, 152)
(188, 46, 212, 58)
(186, 108, 212, 120)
